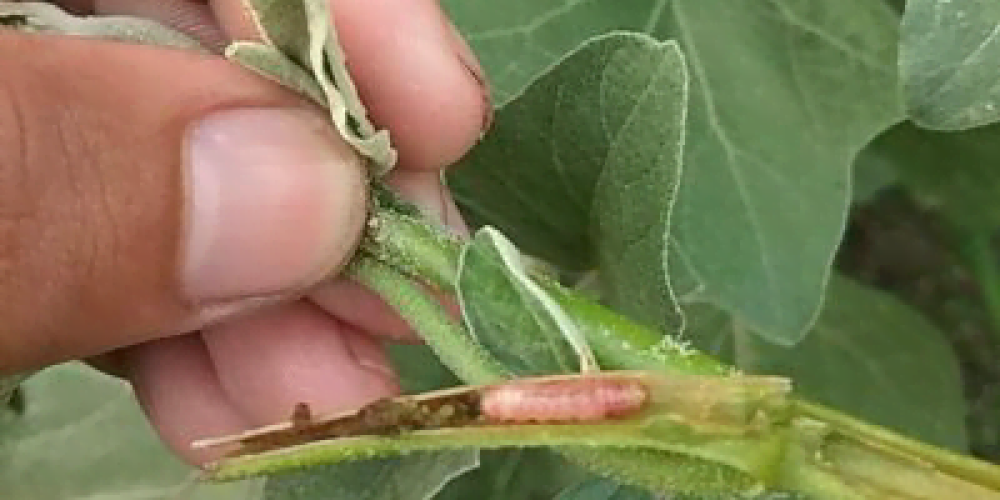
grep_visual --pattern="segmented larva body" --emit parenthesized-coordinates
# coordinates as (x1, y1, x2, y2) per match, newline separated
(479, 377, 648, 423)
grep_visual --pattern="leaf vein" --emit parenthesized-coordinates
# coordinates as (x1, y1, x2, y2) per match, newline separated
(466, 0, 590, 42)
(673, 1, 782, 321)
(766, 0, 890, 74)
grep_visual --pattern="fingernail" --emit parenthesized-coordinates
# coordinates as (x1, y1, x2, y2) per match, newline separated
(347, 333, 397, 382)
(444, 19, 485, 84)
(182, 108, 367, 302)
(444, 19, 493, 133)
(389, 171, 470, 236)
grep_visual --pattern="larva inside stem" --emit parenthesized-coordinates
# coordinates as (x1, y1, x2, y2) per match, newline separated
(478, 377, 649, 423)
(191, 371, 792, 461)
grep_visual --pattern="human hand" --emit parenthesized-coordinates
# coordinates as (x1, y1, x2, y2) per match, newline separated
(0, 0, 489, 464)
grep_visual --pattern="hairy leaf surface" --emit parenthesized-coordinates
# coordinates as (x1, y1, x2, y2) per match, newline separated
(447, 0, 904, 344)
(902, 0, 1000, 129)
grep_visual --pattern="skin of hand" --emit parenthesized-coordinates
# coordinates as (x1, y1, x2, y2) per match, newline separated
(0, 0, 490, 464)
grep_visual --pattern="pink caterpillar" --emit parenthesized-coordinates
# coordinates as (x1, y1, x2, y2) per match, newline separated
(479, 376, 648, 423)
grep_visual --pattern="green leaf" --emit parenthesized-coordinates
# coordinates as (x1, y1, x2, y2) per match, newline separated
(0, 363, 262, 500)
(447, 0, 904, 344)
(590, 35, 687, 334)
(0, 1, 205, 49)
(688, 276, 969, 451)
(227, 0, 397, 174)
(901, 0, 1000, 130)
(362, 196, 728, 378)
(264, 452, 479, 500)
(438, 449, 593, 500)
(862, 121, 1000, 230)
(388, 343, 463, 394)
(554, 478, 655, 500)
(457, 227, 594, 376)
(449, 32, 689, 333)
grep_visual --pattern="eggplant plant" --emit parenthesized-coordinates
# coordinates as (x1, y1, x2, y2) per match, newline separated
(2, 0, 1000, 499)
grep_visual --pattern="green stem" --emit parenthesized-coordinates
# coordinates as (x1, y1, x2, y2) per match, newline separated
(346, 254, 505, 385)
(360, 186, 1000, 498)
(795, 401, 1000, 493)
(363, 183, 462, 288)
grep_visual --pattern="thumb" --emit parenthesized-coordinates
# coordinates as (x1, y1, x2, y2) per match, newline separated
(0, 32, 367, 374)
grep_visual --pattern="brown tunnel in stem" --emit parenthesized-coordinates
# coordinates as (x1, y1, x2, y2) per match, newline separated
(227, 392, 486, 456)
(195, 373, 655, 459)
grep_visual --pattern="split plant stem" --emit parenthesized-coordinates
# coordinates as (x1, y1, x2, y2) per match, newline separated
(352, 183, 1000, 499)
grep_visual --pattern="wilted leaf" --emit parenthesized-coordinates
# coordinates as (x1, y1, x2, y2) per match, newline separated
(226, 0, 396, 173)
(225, 42, 326, 104)
(688, 276, 968, 451)
(447, 0, 903, 344)
(901, 0, 1000, 130)
(264, 452, 479, 500)
(0, 1, 205, 49)
(0, 363, 262, 500)
(449, 32, 688, 333)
